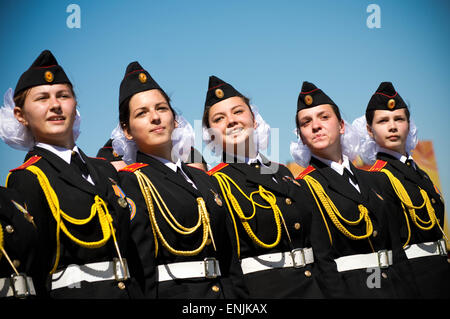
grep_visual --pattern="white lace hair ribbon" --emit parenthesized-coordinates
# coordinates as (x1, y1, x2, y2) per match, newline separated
(0, 88, 81, 151)
(290, 120, 360, 167)
(202, 104, 271, 156)
(352, 115, 418, 164)
(111, 114, 194, 165)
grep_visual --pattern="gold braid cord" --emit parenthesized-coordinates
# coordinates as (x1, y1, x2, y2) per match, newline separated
(303, 175, 373, 245)
(212, 172, 285, 258)
(134, 170, 215, 257)
(6, 166, 118, 274)
(381, 168, 447, 246)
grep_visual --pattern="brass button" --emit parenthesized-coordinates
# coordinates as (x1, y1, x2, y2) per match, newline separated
(285, 198, 292, 205)
(406, 161, 411, 166)
(13, 259, 20, 268)
(5, 225, 14, 234)
(118, 197, 128, 208)
(294, 222, 301, 230)
(117, 282, 126, 290)
(304, 270, 312, 277)
(381, 272, 388, 279)
(372, 230, 378, 237)
(447, 258, 450, 264)
(211, 285, 220, 292)
(431, 198, 436, 204)
(255, 165, 260, 169)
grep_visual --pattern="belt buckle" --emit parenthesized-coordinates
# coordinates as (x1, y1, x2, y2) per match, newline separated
(437, 239, 447, 256)
(10, 273, 31, 298)
(291, 248, 306, 268)
(204, 257, 219, 279)
(113, 258, 129, 282)
(377, 250, 389, 269)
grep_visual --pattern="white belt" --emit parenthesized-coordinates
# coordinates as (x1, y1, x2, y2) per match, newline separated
(157, 258, 221, 282)
(240, 248, 314, 275)
(51, 259, 129, 290)
(334, 250, 393, 272)
(404, 239, 448, 260)
(0, 274, 36, 298)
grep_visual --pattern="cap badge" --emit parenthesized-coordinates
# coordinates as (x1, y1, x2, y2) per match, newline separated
(387, 99, 396, 109)
(44, 71, 54, 83)
(304, 94, 313, 106)
(138, 72, 147, 83)
(215, 88, 224, 99)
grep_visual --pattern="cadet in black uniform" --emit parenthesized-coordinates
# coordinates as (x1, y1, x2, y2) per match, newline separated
(362, 82, 449, 298)
(203, 76, 324, 298)
(97, 139, 127, 171)
(4, 50, 143, 298)
(293, 81, 418, 298)
(114, 62, 248, 299)
(0, 186, 40, 298)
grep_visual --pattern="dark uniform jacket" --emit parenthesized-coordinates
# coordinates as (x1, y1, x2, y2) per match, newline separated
(6, 146, 143, 299)
(208, 154, 325, 298)
(368, 152, 449, 298)
(118, 151, 248, 299)
(297, 157, 418, 298)
(0, 186, 40, 298)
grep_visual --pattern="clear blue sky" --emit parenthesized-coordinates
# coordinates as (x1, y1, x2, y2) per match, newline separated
(1, 1, 449, 217)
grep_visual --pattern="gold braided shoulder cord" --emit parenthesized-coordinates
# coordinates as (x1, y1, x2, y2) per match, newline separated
(381, 168, 447, 246)
(303, 175, 373, 245)
(6, 166, 119, 275)
(134, 170, 214, 257)
(213, 171, 287, 258)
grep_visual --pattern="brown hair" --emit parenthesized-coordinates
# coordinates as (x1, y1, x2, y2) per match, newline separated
(13, 83, 77, 108)
(202, 96, 252, 128)
(119, 89, 176, 130)
(365, 107, 410, 126)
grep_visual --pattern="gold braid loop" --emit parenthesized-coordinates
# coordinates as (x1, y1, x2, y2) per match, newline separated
(7, 166, 117, 274)
(380, 168, 446, 246)
(303, 175, 373, 243)
(213, 172, 285, 258)
(134, 170, 213, 257)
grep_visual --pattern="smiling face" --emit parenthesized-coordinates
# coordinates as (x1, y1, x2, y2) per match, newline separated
(123, 89, 176, 159)
(14, 84, 77, 149)
(367, 108, 410, 155)
(207, 96, 256, 158)
(297, 104, 345, 161)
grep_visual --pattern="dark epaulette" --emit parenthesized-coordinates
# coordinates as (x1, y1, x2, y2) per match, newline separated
(119, 162, 148, 173)
(207, 163, 229, 176)
(9, 156, 42, 172)
(367, 160, 388, 172)
(296, 165, 315, 179)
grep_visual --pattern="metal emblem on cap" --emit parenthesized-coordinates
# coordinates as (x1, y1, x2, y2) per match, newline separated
(387, 99, 396, 109)
(215, 88, 224, 99)
(138, 72, 147, 83)
(44, 71, 54, 83)
(304, 95, 313, 106)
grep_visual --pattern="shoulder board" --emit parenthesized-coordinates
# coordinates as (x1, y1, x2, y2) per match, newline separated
(207, 163, 229, 176)
(119, 162, 148, 173)
(9, 156, 42, 172)
(296, 165, 315, 179)
(368, 160, 387, 172)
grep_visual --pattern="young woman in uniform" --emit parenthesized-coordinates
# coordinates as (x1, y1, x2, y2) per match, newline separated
(1, 50, 143, 298)
(354, 81, 449, 298)
(203, 75, 324, 298)
(292, 81, 418, 298)
(114, 62, 247, 299)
